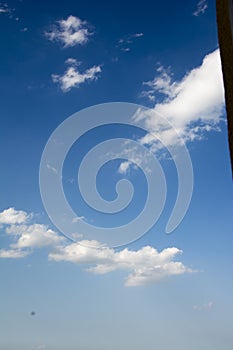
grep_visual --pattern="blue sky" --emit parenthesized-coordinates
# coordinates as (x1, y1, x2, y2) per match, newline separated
(0, 0, 233, 349)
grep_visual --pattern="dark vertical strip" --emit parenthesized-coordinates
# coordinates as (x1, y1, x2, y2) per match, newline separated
(216, 0, 233, 175)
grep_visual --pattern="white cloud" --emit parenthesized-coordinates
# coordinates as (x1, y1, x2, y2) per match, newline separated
(45, 15, 92, 48)
(0, 3, 10, 14)
(72, 216, 85, 223)
(49, 242, 192, 287)
(142, 65, 177, 101)
(7, 224, 64, 249)
(0, 208, 64, 257)
(46, 163, 57, 174)
(52, 64, 101, 92)
(118, 161, 131, 174)
(0, 208, 192, 286)
(0, 207, 30, 225)
(117, 33, 144, 52)
(193, 301, 213, 311)
(0, 3, 18, 20)
(193, 0, 208, 16)
(65, 57, 80, 66)
(139, 49, 225, 148)
(0, 248, 29, 258)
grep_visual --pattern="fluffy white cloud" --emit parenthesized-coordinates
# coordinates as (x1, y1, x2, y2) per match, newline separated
(118, 161, 131, 174)
(45, 15, 91, 47)
(0, 207, 29, 225)
(0, 208, 192, 286)
(52, 64, 101, 92)
(49, 242, 191, 287)
(193, 0, 208, 17)
(7, 224, 64, 248)
(140, 49, 225, 149)
(0, 208, 64, 257)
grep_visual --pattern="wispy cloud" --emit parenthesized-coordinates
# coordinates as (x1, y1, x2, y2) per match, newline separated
(193, 301, 213, 311)
(193, 0, 208, 16)
(0, 3, 10, 13)
(0, 2, 17, 20)
(0, 208, 192, 286)
(45, 15, 92, 48)
(139, 49, 225, 150)
(52, 58, 101, 92)
(117, 33, 144, 52)
(0, 248, 29, 258)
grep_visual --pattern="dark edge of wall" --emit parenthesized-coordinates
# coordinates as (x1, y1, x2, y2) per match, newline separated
(216, 0, 233, 176)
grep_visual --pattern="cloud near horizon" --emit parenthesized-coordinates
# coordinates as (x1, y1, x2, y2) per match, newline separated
(0, 208, 192, 287)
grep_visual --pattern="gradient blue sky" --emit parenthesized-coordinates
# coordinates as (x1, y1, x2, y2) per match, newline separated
(0, 1, 233, 350)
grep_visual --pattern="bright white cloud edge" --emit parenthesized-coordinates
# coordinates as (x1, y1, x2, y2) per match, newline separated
(0, 208, 192, 287)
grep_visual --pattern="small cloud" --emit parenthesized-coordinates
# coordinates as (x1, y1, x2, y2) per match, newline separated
(20, 27, 28, 32)
(45, 15, 92, 48)
(34, 345, 46, 350)
(193, 301, 213, 311)
(0, 249, 30, 258)
(52, 63, 101, 92)
(72, 216, 85, 223)
(0, 3, 18, 20)
(118, 161, 131, 174)
(117, 32, 144, 52)
(193, 0, 208, 16)
(46, 163, 58, 174)
(65, 57, 81, 66)
(111, 57, 119, 63)
(121, 47, 130, 52)
(0, 3, 11, 14)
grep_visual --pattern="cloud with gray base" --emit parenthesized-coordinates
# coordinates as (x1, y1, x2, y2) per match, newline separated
(0, 208, 192, 287)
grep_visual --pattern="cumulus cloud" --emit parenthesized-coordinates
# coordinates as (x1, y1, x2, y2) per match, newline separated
(0, 207, 30, 225)
(49, 242, 191, 287)
(139, 49, 225, 149)
(0, 208, 192, 286)
(52, 61, 101, 92)
(193, 0, 208, 16)
(0, 208, 64, 256)
(45, 15, 92, 48)
(7, 224, 64, 249)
